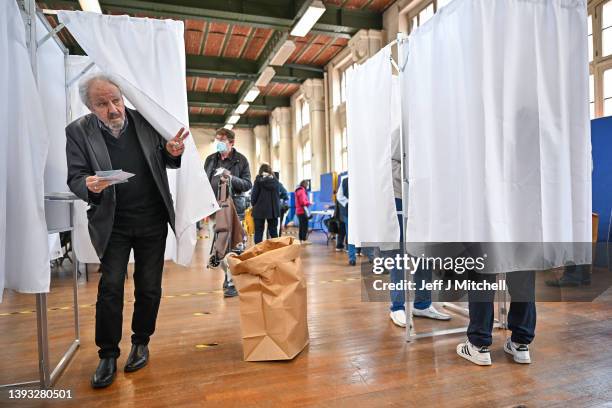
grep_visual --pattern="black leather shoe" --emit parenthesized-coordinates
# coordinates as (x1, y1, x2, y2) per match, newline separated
(91, 358, 117, 389)
(124, 344, 149, 373)
(224, 285, 238, 298)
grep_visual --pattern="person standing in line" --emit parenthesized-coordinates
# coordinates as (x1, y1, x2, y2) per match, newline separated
(203, 128, 252, 298)
(385, 127, 451, 328)
(336, 175, 356, 266)
(456, 269, 536, 366)
(251, 163, 280, 244)
(295, 180, 312, 245)
(275, 172, 289, 236)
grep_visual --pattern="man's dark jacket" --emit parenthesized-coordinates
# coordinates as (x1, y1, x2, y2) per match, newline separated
(203, 149, 252, 214)
(65, 108, 181, 258)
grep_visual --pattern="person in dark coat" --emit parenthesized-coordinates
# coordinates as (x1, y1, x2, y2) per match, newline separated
(203, 128, 252, 219)
(66, 74, 187, 389)
(251, 163, 280, 244)
(276, 173, 289, 236)
(203, 128, 251, 297)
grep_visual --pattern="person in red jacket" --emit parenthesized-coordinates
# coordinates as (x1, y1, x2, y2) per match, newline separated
(295, 180, 311, 244)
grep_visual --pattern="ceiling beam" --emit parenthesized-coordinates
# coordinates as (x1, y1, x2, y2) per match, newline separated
(186, 55, 323, 83)
(187, 91, 290, 110)
(189, 113, 268, 127)
(98, 0, 382, 38)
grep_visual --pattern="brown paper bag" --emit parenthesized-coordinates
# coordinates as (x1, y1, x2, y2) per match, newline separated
(227, 236, 309, 361)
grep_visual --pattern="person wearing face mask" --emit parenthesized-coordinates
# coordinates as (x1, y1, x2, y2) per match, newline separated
(204, 128, 252, 297)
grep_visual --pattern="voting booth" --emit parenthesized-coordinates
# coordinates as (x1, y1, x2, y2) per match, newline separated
(346, 0, 592, 341)
(1, 0, 219, 388)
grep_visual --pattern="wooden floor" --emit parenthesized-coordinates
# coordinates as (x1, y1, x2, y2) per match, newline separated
(1, 230, 612, 408)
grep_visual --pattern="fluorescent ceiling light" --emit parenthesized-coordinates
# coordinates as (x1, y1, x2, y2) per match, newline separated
(224, 124, 234, 130)
(255, 67, 276, 87)
(228, 115, 241, 125)
(244, 86, 260, 103)
(290, 1, 326, 37)
(79, 0, 102, 13)
(236, 103, 250, 115)
(270, 40, 296, 66)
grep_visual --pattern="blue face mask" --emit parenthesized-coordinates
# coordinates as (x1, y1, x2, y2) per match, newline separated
(216, 141, 228, 153)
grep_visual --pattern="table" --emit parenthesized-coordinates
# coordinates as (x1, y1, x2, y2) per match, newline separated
(309, 210, 335, 245)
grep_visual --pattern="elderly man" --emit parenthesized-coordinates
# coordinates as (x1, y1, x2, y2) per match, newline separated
(66, 74, 188, 389)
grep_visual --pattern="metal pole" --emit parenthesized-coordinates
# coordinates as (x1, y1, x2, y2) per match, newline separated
(35, 294, 51, 388)
(24, 0, 52, 389)
(70, 204, 81, 342)
(395, 33, 414, 342)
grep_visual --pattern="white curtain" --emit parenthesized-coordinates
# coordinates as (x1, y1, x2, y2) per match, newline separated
(401, 0, 591, 268)
(58, 11, 219, 266)
(1, 0, 50, 302)
(346, 45, 400, 247)
(36, 15, 68, 195)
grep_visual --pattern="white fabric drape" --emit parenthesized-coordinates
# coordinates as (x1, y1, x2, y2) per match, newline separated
(1, 0, 50, 302)
(401, 0, 591, 267)
(66, 56, 104, 264)
(36, 16, 68, 195)
(67, 55, 145, 264)
(58, 11, 219, 265)
(346, 46, 400, 247)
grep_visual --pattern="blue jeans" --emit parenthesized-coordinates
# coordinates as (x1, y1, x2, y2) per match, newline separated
(340, 206, 356, 263)
(388, 198, 432, 312)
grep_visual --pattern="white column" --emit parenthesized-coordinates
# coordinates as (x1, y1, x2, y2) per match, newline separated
(348, 29, 384, 64)
(301, 78, 326, 190)
(272, 107, 294, 188)
(234, 128, 256, 180)
(254, 124, 270, 169)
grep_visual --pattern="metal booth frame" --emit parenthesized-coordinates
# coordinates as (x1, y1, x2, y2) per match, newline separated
(391, 32, 509, 342)
(0, 0, 90, 389)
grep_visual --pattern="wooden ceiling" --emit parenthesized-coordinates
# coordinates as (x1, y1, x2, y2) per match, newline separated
(38, 0, 394, 127)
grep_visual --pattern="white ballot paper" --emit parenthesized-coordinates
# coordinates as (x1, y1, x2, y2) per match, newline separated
(95, 170, 135, 185)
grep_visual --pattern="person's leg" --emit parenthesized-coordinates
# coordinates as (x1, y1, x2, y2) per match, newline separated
(466, 270, 497, 348)
(130, 223, 168, 346)
(96, 226, 132, 359)
(347, 244, 356, 262)
(254, 217, 265, 244)
(278, 209, 287, 236)
(346, 218, 356, 264)
(506, 270, 537, 345)
(384, 249, 405, 312)
(413, 266, 432, 310)
(267, 218, 279, 239)
(336, 221, 346, 250)
(298, 214, 309, 241)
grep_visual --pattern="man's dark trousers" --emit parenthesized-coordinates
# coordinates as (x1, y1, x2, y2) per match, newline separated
(96, 222, 168, 359)
(467, 269, 536, 348)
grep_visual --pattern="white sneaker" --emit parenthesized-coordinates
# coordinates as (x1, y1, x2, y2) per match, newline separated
(389, 310, 407, 328)
(335, 248, 343, 252)
(300, 240, 312, 245)
(456, 340, 492, 366)
(504, 338, 531, 364)
(412, 305, 452, 321)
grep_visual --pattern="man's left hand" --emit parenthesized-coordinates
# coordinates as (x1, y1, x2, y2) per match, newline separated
(166, 127, 190, 157)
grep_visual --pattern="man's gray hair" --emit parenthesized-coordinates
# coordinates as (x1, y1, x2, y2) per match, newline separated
(78, 73, 122, 108)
